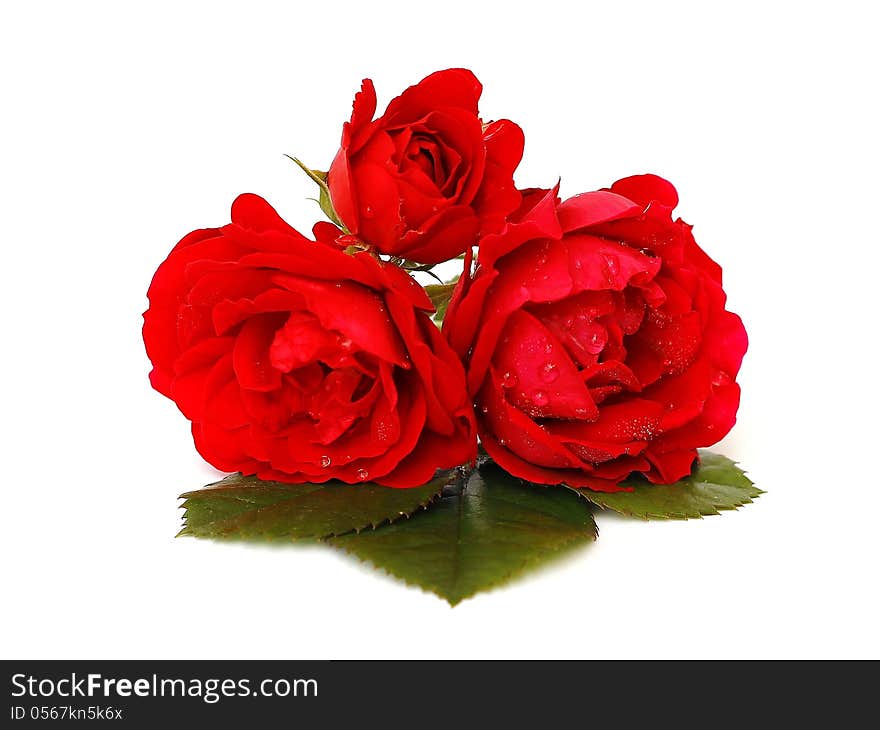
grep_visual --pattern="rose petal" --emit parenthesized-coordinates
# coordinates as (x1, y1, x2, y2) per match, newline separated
(384, 68, 482, 121)
(272, 275, 409, 368)
(396, 206, 480, 265)
(479, 370, 586, 469)
(480, 432, 633, 492)
(493, 309, 599, 420)
(566, 233, 662, 293)
(203, 355, 249, 430)
(477, 185, 562, 271)
(643, 355, 713, 430)
(643, 448, 698, 484)
(473, 119, 524, 228)
(557, 191, 642, 233)
(191, 420, 257, 474)
(610, 174, 679, 210)
(233, 314, 285, 391)
(230, 193, 306, 237)
(653, 382, 741, 452)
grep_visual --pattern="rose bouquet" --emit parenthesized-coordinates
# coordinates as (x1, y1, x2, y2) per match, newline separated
(144, 69, 759, 604)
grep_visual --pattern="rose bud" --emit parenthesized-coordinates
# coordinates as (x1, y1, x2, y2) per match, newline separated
(443, 175, 747, 491)
(144, 194, 476, 487)
(327, 68, 524, 265)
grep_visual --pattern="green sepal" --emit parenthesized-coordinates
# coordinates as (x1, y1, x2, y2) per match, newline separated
(286, 155, 347, 231)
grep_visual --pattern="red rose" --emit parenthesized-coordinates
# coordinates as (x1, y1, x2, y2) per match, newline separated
(327, 68, 524, 264)
(143, 194, 476, 487)
(444, 175, 747, 491)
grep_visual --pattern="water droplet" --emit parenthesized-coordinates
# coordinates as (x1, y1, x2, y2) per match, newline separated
(375, 421, 392, 442)
(334, 282, 343, 288)
(579, 324, 607, 355)
(602, 253, 620, 280)
(540, 362, 559, 383)
(321, 455, 331, 468)
(356, 468, 369, 481)
(536, 241, 550, 265)
(480, 405, 489, 414)
(340, 337, 353, 350)
(498, 437, 508, 446)
(364, 205, 375, 218)
(532, 391, 549, 406)
(501, 371, 518, 388)
(544, 342, 553, 354)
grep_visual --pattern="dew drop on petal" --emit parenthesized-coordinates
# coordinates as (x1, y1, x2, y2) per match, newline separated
(532, 391, 549, 406)
(321, 455, 331, 468)
(501, 371, 518, 389)
(340, 337, 353, 350)
(602, 253, 620, 281)
(356, 468, 369, 481)
(375, 420, 392, 442)
(364, 205, 375, 218)
(540, 362, 559, 383)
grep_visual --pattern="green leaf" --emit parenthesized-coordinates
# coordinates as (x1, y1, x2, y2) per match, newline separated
(578, 450, 762, 519)
(424, 280, 457, 322)
(178, 470, 453, 541)
(329, 463, 597, 605)
(286, 155, 347, 231)
(424, 280, 457, 301)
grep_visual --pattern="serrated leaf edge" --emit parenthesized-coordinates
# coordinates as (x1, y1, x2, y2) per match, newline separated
(569, 456, 763, 521)
(330, 521, 596, 606)
(176, 477, 450, 541)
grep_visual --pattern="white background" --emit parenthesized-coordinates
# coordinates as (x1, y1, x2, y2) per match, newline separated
(2, 1, 877, 659)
